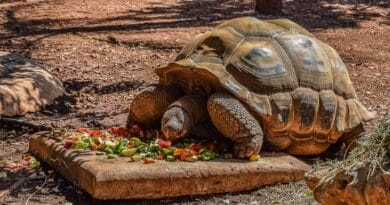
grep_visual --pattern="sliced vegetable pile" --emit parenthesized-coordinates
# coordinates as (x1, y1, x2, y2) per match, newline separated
(1, 154, 40, 171)
(61, 126, 260, 163)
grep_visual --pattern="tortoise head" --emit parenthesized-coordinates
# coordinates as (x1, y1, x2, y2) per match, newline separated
(161, 106, 192, 140)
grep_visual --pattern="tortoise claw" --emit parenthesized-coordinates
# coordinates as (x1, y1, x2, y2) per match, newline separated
(234, 141, 260, 159)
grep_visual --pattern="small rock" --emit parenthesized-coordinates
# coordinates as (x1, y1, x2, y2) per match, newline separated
(222, 198, 230, 205)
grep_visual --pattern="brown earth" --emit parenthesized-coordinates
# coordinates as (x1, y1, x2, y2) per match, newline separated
(0, 0, 389, 204)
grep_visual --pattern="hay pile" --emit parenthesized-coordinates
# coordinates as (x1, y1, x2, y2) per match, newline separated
(306, 114, 390, 205)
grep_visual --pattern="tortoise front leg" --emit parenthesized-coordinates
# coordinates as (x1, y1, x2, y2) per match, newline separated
(207, 92, 263, 158)
(127, 84, 183, 129)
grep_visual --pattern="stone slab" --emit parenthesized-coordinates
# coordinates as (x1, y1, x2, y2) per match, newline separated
(29, 132, 310, 200)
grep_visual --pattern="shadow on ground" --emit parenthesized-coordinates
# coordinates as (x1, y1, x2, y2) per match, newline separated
(0, 0, 388, 42)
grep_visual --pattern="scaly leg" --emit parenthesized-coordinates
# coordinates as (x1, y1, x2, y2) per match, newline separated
(127, 84, 183, 129)
(207, 92, 263, 158)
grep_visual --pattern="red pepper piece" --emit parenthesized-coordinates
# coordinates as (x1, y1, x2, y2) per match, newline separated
(90, 130, 102, 137)
(77, 128, 89, 133)
(191, 150, 199, 156)
(91, 144, 98, 151)
(191, 143, 202, 151)
(64, 140, 73, 149)
(156, 138, 172, 148)
(110, 127, 129, 137)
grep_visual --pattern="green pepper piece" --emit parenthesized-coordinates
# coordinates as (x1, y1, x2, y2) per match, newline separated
(165, 155, 175, 162)
(83, 138, 93, 149)
(200, 155, 211, 161)
(129, 137, 142, 146)
(103, 140, 117, 149)
(199, 149, 207, 155)
(200, 149, 216, 160)
(104, 147, 114, 154)
(73, 140, 86, 149)
(162, 148, 173, 156)
(95, 151, 105, 155)
(149, 143, 161, 152)
(29, 160, 41, 169)
(107, 154, 116, 159)
(114, 138, 129, 154)
(120, 148, 137, 157)
(131, 154, 142, 162)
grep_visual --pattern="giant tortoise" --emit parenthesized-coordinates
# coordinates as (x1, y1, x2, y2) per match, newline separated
(127, 17, 374, 158)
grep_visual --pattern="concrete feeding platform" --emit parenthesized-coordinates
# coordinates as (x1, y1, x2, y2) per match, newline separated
(29, 132, 310, 200)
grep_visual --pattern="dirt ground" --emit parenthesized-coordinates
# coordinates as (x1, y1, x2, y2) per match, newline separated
(0, 0, 389, 204)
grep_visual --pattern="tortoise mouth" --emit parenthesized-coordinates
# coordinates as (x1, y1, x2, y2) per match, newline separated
(161, 118, 189, 140)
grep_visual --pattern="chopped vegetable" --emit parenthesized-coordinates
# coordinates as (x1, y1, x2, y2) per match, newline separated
(143, 158, 155, 164)
(2, 154, 41, 170)
(130, 154, 142, 162)
(156, 138, 171, 148)
(162, 148, 174, 156)
(77, 128, 89, 133)
(61, 126, 247, 162)
(149, 143, 161, 152)
(249, 154, 260, 161)
(129, 137, 142, 146)
(165, 155, 175, 162)
(186, 155, 198, 162)
(64, 140, 73, 149)
(91, 144, 98, 151)
(29, 160, 40, 169)
(73, 140, 86, 149)
(90, 130, 102, 137)
(107, 154, 116, 159)
(114, 139, 129, 154)
(110, 127, 129, 137)
(120, 148, 137, 157)
(104, 147, 114, 154)
(191, 143, 202, 151)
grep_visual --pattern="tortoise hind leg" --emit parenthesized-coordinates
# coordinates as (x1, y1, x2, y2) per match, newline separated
(340, 123, 366, 152)
(127, 84, 184, 129)
(207, 92, 263, 158)
(324, 124, 366, 157)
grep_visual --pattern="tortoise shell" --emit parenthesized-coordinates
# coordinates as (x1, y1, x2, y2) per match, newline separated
(156, 17, 374, 155)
